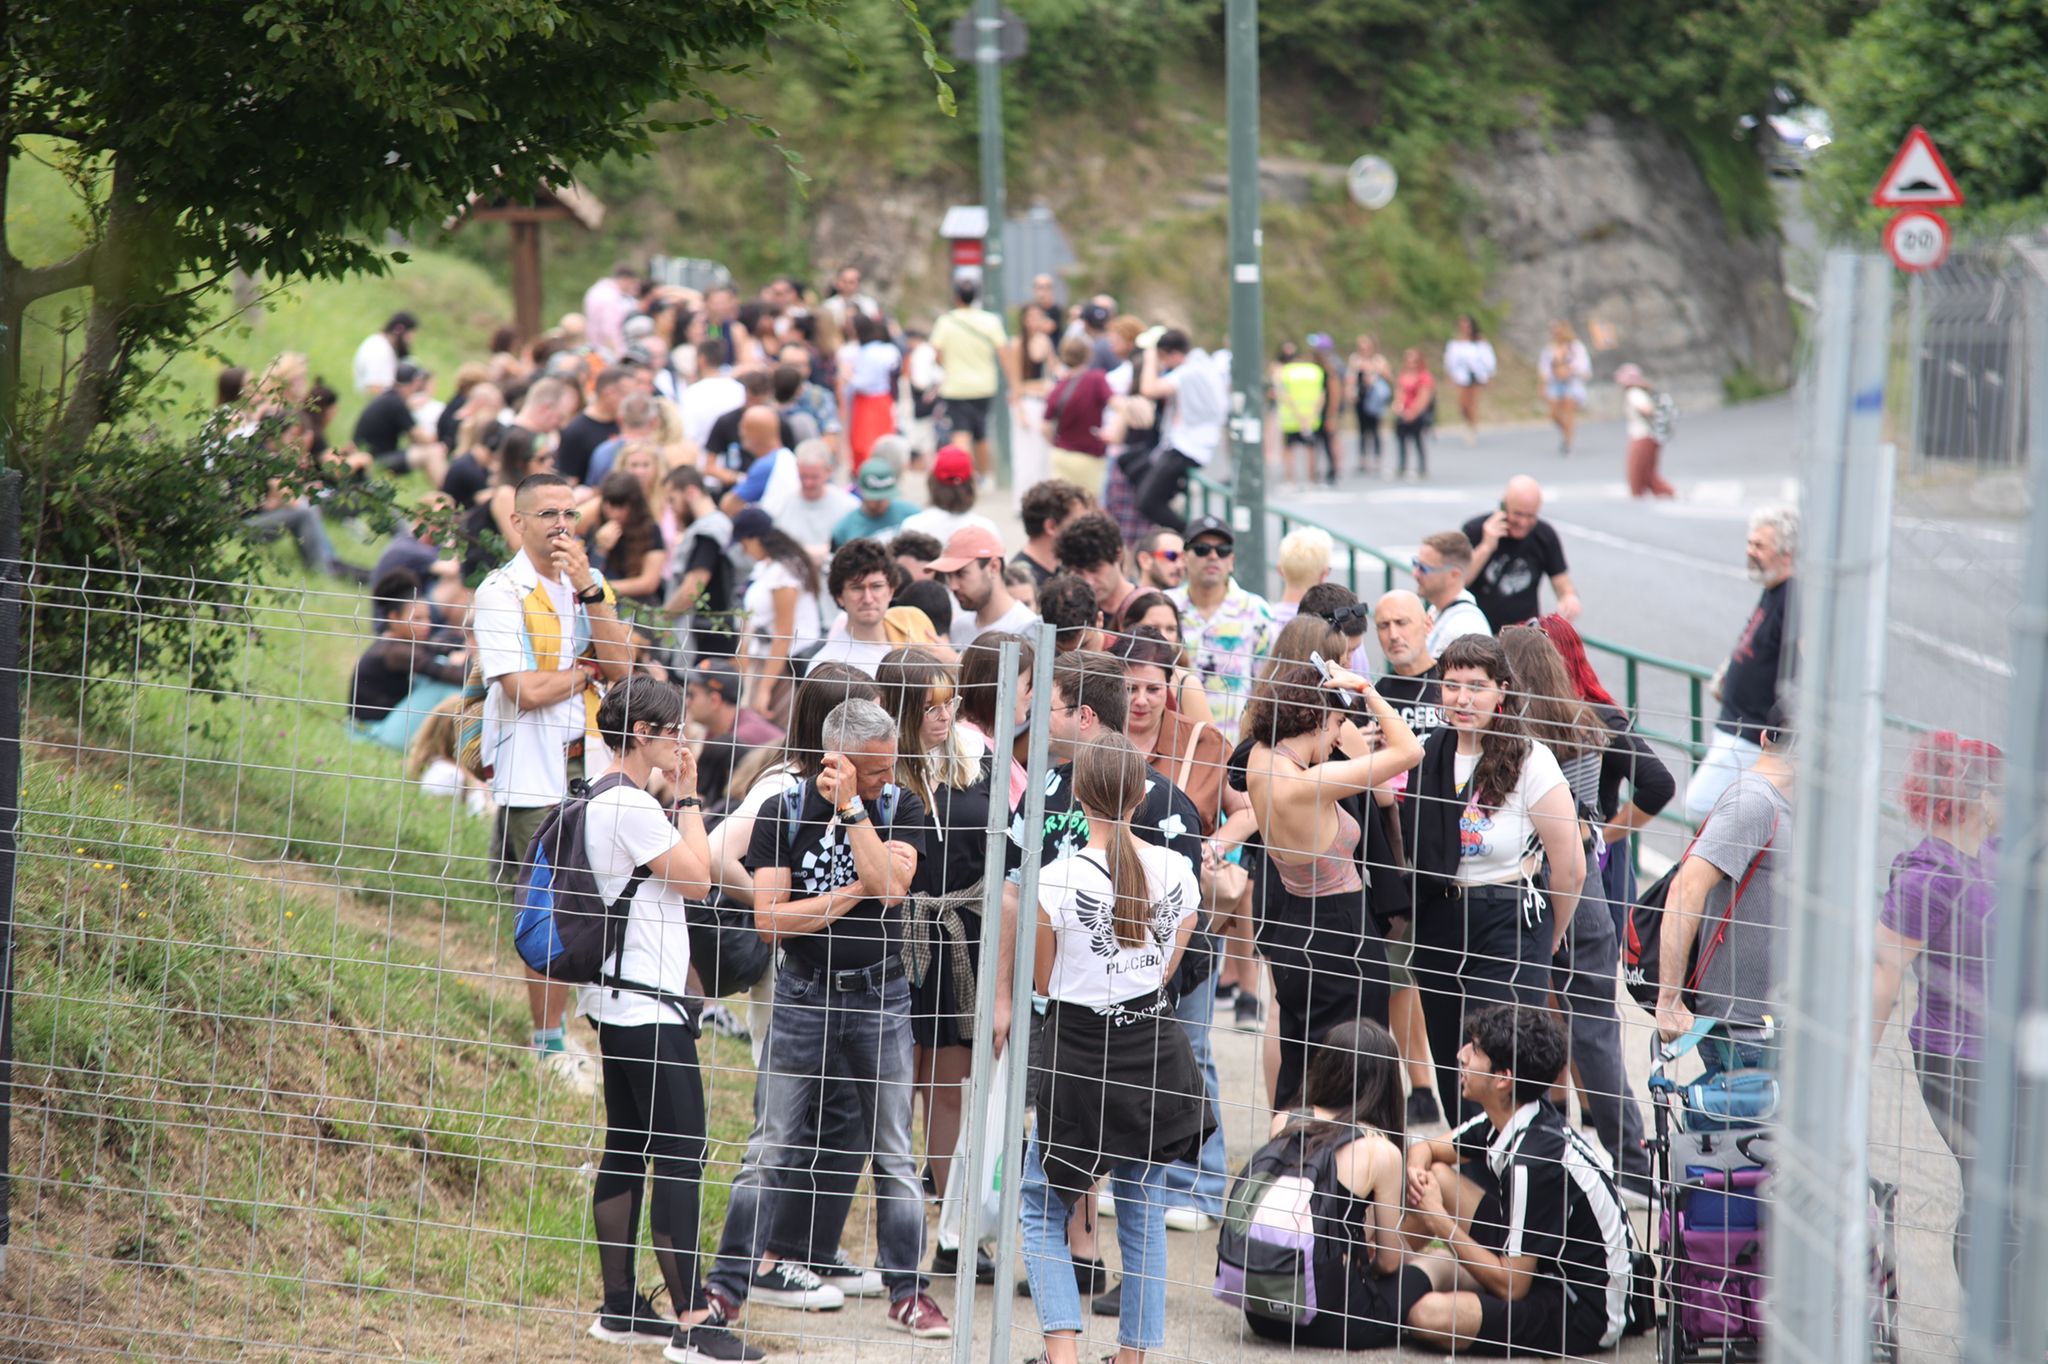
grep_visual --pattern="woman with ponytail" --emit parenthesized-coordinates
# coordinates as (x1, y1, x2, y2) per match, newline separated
(1019, 732, 1211, 1364)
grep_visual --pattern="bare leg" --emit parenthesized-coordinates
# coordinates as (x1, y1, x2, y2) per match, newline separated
(527, 970, 571, 1032)
(1561, 399, 1578, 452)
(922, 1046, 971, 1196)
(1391, 984, 1433, 1093)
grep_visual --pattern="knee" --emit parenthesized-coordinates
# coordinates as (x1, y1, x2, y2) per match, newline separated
(1405, 1292, 1458, 1343)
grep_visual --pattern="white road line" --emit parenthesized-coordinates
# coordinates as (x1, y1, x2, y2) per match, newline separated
(1542, 519, 1750, 580)
(1886, 623, 2015, 678)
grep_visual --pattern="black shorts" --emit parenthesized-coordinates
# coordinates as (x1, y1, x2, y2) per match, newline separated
(1282, 429, 1318, 447)
(1456, 1161, 1607, 1357)
(943, 396, 992, 440)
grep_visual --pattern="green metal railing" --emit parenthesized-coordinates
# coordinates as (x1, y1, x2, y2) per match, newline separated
(1187, 472, 1931, 838)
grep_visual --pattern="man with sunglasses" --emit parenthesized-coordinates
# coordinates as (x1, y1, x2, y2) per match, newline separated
(1168, 516, 1273, 743)
(1133, 529, 1187, 592)
(930, 525, 1038, 648)
(1413, 529, 1492, 657)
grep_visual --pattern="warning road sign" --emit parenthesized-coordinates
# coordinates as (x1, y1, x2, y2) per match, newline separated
(1883, 210, 1950, 273)
(1871, 126, 1963, 209)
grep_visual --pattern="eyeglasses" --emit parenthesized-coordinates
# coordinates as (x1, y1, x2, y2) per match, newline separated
(1187, 542, 1231, 558)
(924, 696, 959, 718)
(1411, 557, 1444, 575)
(1050, 703, 1086, 716)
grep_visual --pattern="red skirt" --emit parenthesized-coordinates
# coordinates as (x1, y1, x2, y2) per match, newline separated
(850, 392, 897, 469)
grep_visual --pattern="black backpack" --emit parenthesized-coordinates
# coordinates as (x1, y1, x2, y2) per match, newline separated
(513, 773, 695, 1021)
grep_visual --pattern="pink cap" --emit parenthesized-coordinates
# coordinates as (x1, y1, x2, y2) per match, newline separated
(929, 525, 1007, 573)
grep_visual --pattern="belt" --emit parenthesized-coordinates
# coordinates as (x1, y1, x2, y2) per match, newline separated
(788, 957, 905, 993)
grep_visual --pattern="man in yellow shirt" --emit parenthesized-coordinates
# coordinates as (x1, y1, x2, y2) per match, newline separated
(929, 277, 1009, 481)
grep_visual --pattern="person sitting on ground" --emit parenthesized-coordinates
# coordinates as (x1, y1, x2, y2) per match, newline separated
(586, 390, 664, 488)
(351, 361, 449, 483)
(350, 571, 467, 728)
(1402, 1004, 1635, 1357)
(405, 696, 493, 817)
(1237, 1019, 1432, 1350)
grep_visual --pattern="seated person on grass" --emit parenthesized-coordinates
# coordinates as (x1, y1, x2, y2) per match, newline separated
(1401, 1005, 1635, 1357)
(350, 570, 468, 746)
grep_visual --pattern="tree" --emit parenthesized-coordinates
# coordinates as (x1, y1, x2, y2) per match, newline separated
(1813, 0, 2048, 233)
(0, 0, 948, 448)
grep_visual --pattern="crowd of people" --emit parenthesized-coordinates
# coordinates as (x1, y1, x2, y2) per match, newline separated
(215, 260, 2003, 1363)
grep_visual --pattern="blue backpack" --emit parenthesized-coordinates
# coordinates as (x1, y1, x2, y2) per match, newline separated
(513, 773, 693, 1020)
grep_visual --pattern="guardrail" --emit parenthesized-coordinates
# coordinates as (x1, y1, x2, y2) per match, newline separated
(1186, 471, 1931, 839)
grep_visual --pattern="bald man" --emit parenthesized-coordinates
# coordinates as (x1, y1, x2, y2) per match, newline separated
(1461, 475, 1582, 630)
(726, 405, 799, 512)
(1372, 589, 1444, 744)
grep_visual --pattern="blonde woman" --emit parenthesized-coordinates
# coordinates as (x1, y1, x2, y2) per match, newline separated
(1543, 321, 1592, 455)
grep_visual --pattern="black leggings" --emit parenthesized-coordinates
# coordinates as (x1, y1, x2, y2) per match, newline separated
(1134, 449, 1197, 533)
(1395, 419, 1428, 476)
(1254, 875, 1389, 1110)
(1408, 885, 1553, 1125)
(1354, 402, 1382, 462)
(596, 1019, 709, 1314)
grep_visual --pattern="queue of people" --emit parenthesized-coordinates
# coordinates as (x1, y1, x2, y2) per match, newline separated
(226, 259, 2002, 1362)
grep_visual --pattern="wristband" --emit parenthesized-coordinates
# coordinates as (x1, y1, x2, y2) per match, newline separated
(675, 796, 704, 810)
(838, 798, 869, 824)
(576, 582, 607, 605)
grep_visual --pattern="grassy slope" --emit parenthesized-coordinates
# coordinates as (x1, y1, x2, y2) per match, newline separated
(5, 579, 758, 1358)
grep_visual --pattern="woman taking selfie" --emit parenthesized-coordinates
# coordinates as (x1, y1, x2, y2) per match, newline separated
(1399, 633, 1585, 1123)
(1019, 734, 1210, 1364)
(1241, 658, 1423, 1110)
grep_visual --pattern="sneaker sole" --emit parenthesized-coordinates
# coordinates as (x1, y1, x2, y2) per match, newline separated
(887, 1319, 954, 1340)
(590, 1320, 675, 1344)
(816, 1275, 887, 1299)
(748, 1289, 844, 1312)
(665, 1344, 766, 1364)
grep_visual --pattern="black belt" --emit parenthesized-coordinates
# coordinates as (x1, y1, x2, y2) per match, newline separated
(787, 956, 905, 993)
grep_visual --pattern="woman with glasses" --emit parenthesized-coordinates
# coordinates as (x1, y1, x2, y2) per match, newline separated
(580, 678, 761, 1361)
(875, 646, 1012, 1275)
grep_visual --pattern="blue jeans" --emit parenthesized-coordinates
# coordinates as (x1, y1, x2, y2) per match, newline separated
(754, 964, 925, 1301)
(1020, 1138, 1170, 1350)
(1683, 728, 1763, 821)
(1551, 868, 1649, 1181)
(1153, 972, 1228, 1216)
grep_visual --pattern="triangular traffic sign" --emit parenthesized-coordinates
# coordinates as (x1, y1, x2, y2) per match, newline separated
(1872, 126, 1963, 208)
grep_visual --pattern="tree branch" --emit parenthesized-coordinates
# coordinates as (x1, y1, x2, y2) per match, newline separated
(7, 249, 99, 309)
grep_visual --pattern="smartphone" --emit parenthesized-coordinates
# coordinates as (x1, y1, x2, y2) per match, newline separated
(1308, 651, 1362, 708)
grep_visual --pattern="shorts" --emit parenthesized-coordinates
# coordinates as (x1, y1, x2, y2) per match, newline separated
(941, 395, 992, 441)
(1545, 378, 1587, 405)
(492, 802, 553, 887)
(1282, 428, 1318, 447)
(1455, 1161, 1606, 1356)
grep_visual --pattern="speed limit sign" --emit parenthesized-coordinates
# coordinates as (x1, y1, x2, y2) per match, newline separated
(1884, 210, 1950, 273)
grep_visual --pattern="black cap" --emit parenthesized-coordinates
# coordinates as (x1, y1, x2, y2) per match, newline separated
(394, 361, 423, 385)
(687, 657, 743, 704)
(732, 506, 774, 541)
(1080, 303, 1111, 328)
(1186, 515, 1234, 547)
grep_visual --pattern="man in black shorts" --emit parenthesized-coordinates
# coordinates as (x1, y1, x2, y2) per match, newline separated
(1402, 1005, 1634, 1356)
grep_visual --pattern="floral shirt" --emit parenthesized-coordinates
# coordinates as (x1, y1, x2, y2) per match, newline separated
(1171, 580, 1274, 743)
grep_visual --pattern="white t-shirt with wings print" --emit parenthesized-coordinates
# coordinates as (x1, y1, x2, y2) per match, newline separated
(1037, 843, 1199, 1008)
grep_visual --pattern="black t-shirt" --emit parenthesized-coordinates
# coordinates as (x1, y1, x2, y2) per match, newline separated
(916, 755, 1003, 898)
(348, 637, 463, 723)
(436, 390, 468, 448)
(704, 407, 801, 474)
(745, 778, 930, 974)
(1006, 761, 1202, 884)
(1009, 551, 1056, 589)
(1449, 1101, 1629, 1342)
(554, 413, 619, 486)
(1374, 667, 1442, 747)
(1461, 515, 1569, 632)
(441, 452, 491, 509)
(352, 388, 416, 459)
(1717, 579, 1794, 740)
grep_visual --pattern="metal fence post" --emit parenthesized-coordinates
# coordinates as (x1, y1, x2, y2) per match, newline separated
(1961, 254, 2048, 1364)
(1769, 250, 1895, 1364)
(951, 638, 1021, 1364)
(0, 468, 19, 1278)
(986, 623, 1055, 1358)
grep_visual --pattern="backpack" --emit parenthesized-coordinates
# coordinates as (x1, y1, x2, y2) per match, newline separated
(513, 773, 693, 1021)
(1650, 390, 1679, 444)
(1621, 818, 1775, 1011)
(1213, 1119, 1357, 1324)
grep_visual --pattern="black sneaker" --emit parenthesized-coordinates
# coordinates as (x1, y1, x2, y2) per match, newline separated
(1407, 1087, 1443, 1128)
(1091, 1277, 1123, 1317)
(590, 1292, 674, 1344)
(1233, 991, 1264, 1030)
(665, 1322, 766, 1364)
(1212, 982, 1240, 1010)
(747, 1260, 844, 1311)
(811, 1247, 884, 1298)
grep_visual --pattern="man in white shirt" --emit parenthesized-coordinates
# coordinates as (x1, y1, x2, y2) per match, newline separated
(819, 264, 881, 329)
(1414, 529, 1494, 656)
(471, 473, 634, 1073)
(679, 335, 745, 450)
(581, 264, 642, 360)
(1134, 329, 1227, 533)
(352, 311, 418, 396)
(771, 441, 858, 552)
(931, 525, 1037, 648)
(812, 538, 898, 676)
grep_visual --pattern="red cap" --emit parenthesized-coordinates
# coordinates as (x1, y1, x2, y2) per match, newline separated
(929, 525, 1007, 573)
(932, 446, 975, 484)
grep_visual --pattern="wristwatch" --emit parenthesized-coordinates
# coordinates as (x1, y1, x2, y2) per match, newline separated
(576, 582, 607, 605)
(838, 798, 869, 824)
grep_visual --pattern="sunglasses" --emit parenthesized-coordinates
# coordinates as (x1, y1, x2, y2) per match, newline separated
(1187, 542, 1231, 558)
(1411, 557, 1445, 575)
(1148, 549, 1183, 563)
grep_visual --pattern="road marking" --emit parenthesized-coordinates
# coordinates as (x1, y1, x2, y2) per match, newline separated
(1543, 519, 1749, 580)
(1886, 623, 2014, 678)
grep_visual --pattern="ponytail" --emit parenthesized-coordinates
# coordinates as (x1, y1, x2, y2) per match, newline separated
(1071, 733, 1161, 948)
(1104, 815, 1154, 948)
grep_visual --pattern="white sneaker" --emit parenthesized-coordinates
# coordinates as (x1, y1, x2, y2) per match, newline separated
(541, 1047, 598, 1095)
(1163, 1207, 1216, 1233)
(748, 1260, 845, 1312)
(1096, 1191, 1116, 1221)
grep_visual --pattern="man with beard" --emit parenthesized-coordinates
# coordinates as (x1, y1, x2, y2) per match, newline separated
(1684, 505, 1799, 819)
(931, 526, 1037, 648)
(471, 474, 634, 1083)
(663, 467, 739, 660)
(1133, 529, 1186, 593)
